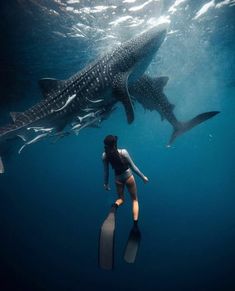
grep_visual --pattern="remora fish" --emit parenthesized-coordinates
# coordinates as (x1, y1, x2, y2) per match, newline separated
(0, 24, 168, 173)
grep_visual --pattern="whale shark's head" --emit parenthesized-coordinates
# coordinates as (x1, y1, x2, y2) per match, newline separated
(116, 23, 168, 81)
(135, 23, 168, 57)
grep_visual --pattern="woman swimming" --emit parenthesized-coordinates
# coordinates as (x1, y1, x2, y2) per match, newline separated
(102, 135, 148, 226)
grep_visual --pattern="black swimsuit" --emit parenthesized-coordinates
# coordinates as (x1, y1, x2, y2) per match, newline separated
(102, 149, 145, 184)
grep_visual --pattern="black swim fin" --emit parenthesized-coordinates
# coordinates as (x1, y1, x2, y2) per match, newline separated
(123, 224, 141, 264)
(98, 204, 117, 270)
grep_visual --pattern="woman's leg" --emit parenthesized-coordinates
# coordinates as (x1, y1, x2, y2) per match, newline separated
(115, 180, 125, 206)
(126, 175, 139, 221)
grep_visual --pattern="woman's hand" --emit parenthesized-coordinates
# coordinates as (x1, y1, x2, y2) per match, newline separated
(104, 184, 111, 191)
(143, 176, 149, 184)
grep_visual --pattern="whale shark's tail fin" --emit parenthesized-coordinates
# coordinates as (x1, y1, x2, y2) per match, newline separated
(168, 111, 220, 146)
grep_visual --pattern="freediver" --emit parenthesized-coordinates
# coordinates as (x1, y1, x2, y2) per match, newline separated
(103, 134, 148, 221)
(99, 135, 148, 269)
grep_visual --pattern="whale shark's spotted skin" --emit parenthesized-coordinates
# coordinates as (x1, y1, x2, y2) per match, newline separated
(0, 24, 167, 142)
(0, 24, 219, 174)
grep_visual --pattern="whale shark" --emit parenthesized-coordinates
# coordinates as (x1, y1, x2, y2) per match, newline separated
(0, 24, 168, 173)
(0, 24, 220, 173)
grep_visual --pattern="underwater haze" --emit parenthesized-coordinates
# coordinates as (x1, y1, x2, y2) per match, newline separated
(1, 0, 235, 290)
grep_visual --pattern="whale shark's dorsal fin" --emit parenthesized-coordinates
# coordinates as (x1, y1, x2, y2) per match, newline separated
(39, 78, 66, 98)
(10, 112, 22, 122)
(112, 72, 134, 124)
(154, 76, 169, 88)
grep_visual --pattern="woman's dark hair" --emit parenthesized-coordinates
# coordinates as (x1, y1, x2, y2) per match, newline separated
(104, 135, 118, 148)
(103, 135, 128, 175)
(104, 135, 118, 159)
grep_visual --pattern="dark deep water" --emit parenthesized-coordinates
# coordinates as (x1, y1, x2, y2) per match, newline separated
(1, 0, 235, 290)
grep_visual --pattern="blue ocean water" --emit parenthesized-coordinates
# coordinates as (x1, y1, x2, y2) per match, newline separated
(1, 0, 235, 290)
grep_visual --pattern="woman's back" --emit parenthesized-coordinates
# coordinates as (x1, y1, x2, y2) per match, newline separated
(103, 148, 129, 176)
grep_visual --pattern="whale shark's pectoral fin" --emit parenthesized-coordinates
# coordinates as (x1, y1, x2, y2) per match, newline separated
(112, 73, 134, 124)
(39, 78, 66, 98)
